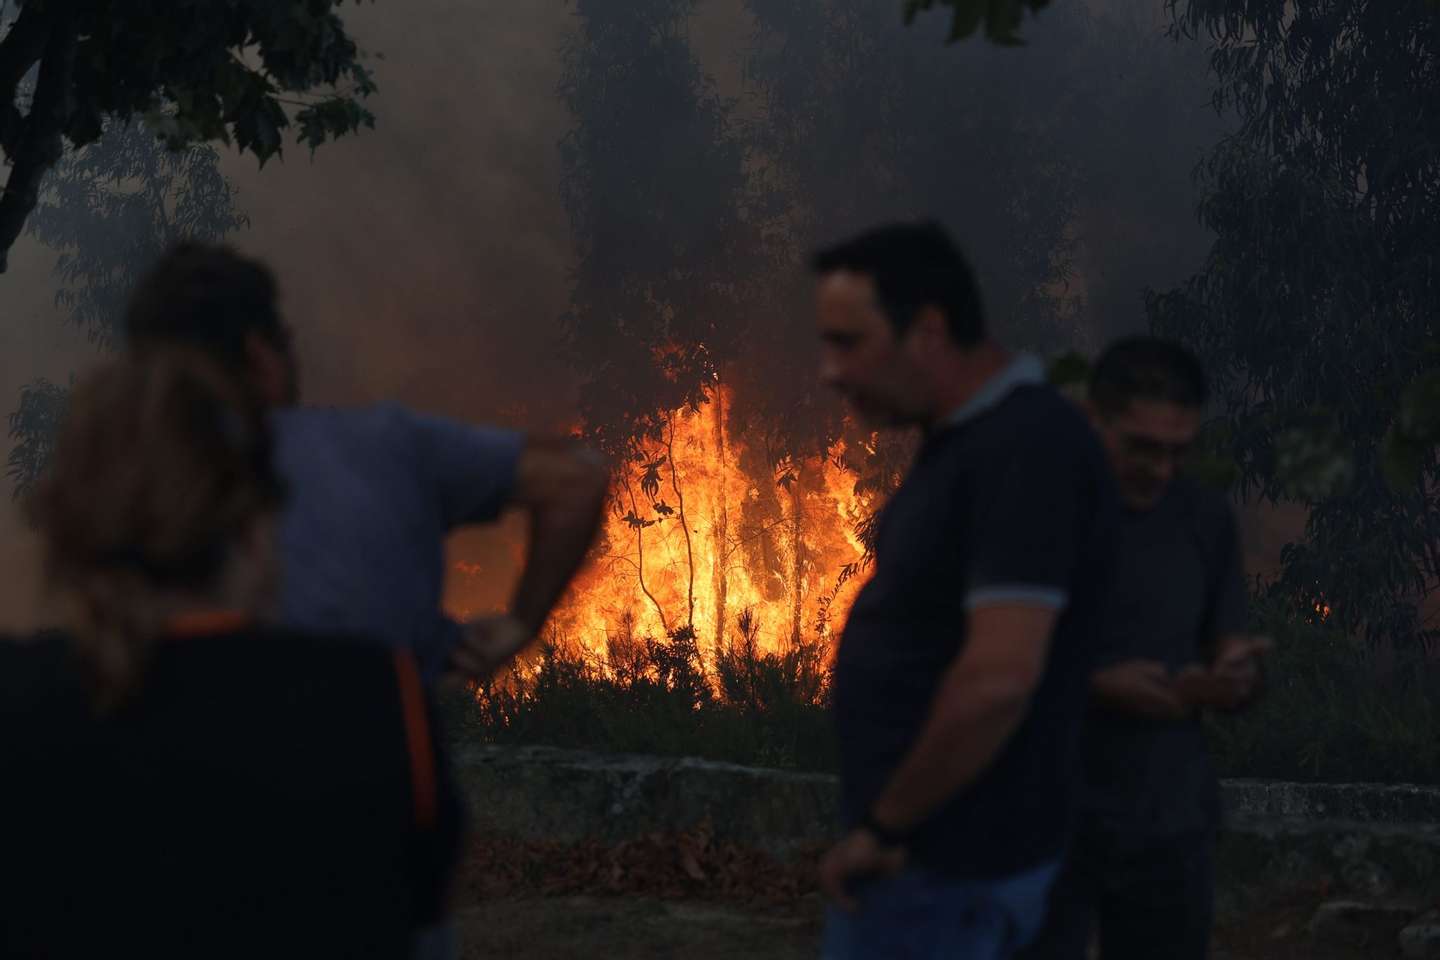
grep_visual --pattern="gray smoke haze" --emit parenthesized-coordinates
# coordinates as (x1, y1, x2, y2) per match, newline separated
(0, 0, 577, 627)
(0, 0, 1297, 630)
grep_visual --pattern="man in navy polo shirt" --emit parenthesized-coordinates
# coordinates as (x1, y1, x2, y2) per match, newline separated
(813, 221, 1118, 959)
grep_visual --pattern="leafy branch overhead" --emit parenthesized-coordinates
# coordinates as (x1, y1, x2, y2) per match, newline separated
(6, 377, 69, 499)
(1148, 1, 1440, 648)
(0, 1, 378, 271)
(1383, 358, 1440, 495)
(903, 0, 1053, 44)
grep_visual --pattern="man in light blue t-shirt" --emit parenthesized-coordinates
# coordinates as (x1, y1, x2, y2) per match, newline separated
(122, 244, 607, 684)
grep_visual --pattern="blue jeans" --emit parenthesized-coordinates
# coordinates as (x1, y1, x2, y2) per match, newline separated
(822, 861, 1060, 960)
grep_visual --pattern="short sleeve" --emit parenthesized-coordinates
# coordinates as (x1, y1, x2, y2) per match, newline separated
(399, 409, 525, 528)
(964, 435, 1088, 612)
(1207, 509, 1250, 638)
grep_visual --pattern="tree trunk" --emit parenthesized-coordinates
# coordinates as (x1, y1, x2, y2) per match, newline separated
(624, 476, 669, 635)
(666, 417, 696, 628)
(789, 473, 804, 652)
(0, 10, 74, 272)
(711, 385, 729, 655)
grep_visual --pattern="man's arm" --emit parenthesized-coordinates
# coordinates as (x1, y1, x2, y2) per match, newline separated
(861, 428, 1096, 834)
(1091, 659, 1189, 720)
(819, 602, 1059, 908)
(445, 439, 607, 681)
(1181, 505, 1267, 712)
(1173, 633, 1272, 712)
(819, 417, 1104, 908)
(406, 410, 608, 680)
(868, 603, 1055, 834)
(505, 437, 609, 638)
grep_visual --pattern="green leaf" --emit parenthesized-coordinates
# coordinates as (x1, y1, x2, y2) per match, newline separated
(1046, 350, 1091, 388)
(903, 0, 1053, 45)
(1185, 421, 1240, 493)
(1382, 369, 1440, 494)
(1274, 417, 1355, 502)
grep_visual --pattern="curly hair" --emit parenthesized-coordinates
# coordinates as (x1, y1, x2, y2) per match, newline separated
(29, 350, 285, 708)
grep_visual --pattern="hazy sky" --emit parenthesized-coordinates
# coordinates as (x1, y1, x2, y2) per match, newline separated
(0, 0, 1300, 630)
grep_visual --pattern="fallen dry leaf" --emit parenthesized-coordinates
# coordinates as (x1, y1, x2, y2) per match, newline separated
(459, 826, 821, 911)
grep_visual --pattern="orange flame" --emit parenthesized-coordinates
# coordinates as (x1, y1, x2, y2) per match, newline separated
(455, 385, 875, 676)
(555, 385, 870, 669)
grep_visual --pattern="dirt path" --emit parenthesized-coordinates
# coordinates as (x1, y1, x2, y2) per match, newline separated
(456, 893, 1400, 959)
(458, 896, 820, 959)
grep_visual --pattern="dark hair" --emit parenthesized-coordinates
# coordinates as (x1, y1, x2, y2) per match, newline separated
(811, 220, 986, 345)
(123, 244, 286, 373)
(30, 350, 285, 707)
(1089, 336, 1208, 417)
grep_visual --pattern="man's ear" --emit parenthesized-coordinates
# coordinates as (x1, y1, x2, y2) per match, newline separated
(244, 331, 289, 406)
(912, 305, 949, 349)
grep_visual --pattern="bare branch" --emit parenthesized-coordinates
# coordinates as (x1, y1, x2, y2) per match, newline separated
(0, 10, 72, 273)
(0, 4, 45, 96)
(0, 4, 46, 155)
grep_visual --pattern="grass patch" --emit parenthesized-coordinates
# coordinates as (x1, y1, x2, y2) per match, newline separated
(447, 612, 836, 772)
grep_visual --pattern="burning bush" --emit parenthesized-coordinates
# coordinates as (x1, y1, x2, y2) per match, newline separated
(457, 610, 835, 772)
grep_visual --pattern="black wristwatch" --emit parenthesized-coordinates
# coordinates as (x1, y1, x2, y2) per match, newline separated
(858, 809, 909, 849)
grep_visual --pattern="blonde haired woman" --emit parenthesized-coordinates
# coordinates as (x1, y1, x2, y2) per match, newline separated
(0, 352, 461, 959)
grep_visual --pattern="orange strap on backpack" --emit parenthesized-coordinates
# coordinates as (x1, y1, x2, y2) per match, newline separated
(392, 650, 438, 831)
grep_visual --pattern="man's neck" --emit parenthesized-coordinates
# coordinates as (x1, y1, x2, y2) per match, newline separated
(923, 341, 1013, 429)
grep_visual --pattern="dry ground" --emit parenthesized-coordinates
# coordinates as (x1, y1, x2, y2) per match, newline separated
(455, 887, 1408, 958)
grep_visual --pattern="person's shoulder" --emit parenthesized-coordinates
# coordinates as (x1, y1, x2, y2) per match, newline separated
(205, 628, 417, 786)
(979, 383, 1106, 467)
(0, 630, 84, 718)
(276, 402, 414, 434)
(234, 626, 410, 726)
(1171, 475, 1240, 532)
(275, 402, 429, 459)
(1008, 382, 1095, 438)
(250, 624, 399, 676)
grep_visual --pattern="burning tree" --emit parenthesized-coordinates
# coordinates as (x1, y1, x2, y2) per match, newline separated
(551, 0, 878, 679)
(542, 0, 1105, 682)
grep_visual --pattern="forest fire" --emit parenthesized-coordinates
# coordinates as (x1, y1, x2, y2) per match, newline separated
(452, 386, 882, 680)
(547, 386, 873, 672)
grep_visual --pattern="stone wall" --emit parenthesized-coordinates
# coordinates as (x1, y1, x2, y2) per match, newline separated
(453, 745, 1440, 910)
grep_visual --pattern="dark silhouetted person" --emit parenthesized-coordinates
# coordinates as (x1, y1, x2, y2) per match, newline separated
(1022, 337, 1269, 960)
(0, 352, 461, 958)
(122, 244, 608, 684)
(813, 222, 1118, 959)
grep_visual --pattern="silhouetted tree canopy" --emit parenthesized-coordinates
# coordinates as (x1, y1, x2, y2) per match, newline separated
(558, 0, 761, 458)
(8, 119, 249, 495)
(903, 0, 1053, 44)
(0, 0, 374, 271)
(1148, 0, 1440, 648)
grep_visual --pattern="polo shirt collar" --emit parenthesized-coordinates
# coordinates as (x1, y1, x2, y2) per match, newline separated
(942, 353, 1046, 428)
